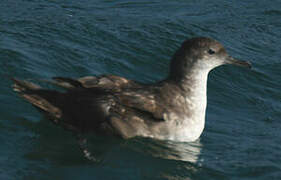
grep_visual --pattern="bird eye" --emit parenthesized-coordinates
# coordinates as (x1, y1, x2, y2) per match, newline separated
(208, 49, 215, 55)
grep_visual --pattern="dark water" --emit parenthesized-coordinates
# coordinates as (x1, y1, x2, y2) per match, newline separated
(1, 0, 281, 179)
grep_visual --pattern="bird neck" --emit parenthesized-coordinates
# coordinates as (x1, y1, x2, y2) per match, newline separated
(178, 69, 210, 141)
(179, 68, 210, 95)
(165, 67, 210, 119)
(177, 68, 210, 124)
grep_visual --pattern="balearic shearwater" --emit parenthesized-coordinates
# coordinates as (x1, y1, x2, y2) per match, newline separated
(12, 37, 251, 144)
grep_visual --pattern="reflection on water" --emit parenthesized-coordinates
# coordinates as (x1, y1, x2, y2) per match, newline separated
(164, 139, 202, 163)
(125, 137, 203, 163)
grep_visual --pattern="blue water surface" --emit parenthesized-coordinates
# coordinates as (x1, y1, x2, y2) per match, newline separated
(0, 0, 280, 179)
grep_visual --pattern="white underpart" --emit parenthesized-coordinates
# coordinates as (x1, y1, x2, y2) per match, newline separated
(145, 56, 223, 142)
(167, 69, 208, 142)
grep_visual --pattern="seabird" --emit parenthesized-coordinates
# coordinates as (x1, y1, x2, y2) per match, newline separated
(12, 37, 251, 158)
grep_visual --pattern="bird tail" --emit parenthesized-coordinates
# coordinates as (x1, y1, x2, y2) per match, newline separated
(12, 78, 63, 122)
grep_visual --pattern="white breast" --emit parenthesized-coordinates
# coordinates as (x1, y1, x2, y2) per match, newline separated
(138, 68, 210, 142)
(155, 69, 208, 142)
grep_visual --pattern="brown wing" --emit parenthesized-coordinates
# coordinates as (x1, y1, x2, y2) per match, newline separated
(12, 76, 167, 139)
(52, 75, 141, 91)
(52, 75, 164, 118)
(115, 89, 164, 120)
(53, 75, 165, 122)
(106, 89, 166, 139)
